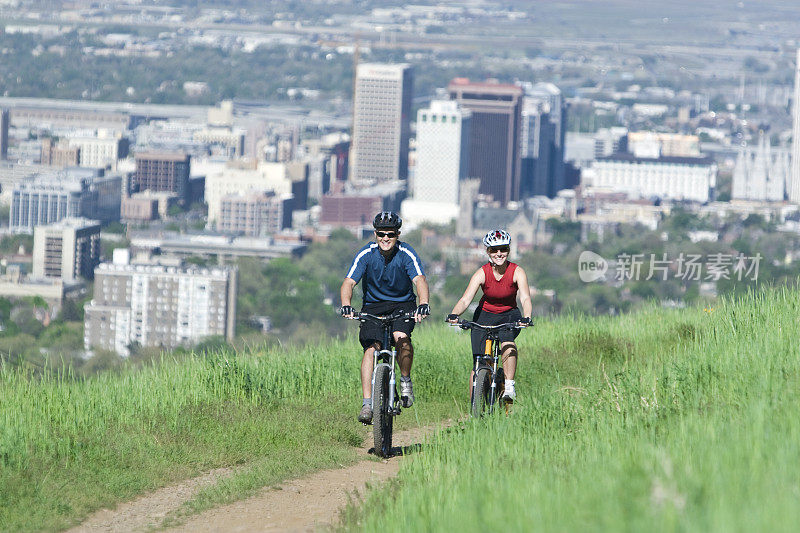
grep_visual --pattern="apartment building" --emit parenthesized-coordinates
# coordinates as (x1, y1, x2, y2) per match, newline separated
(66, 130, 130, 170)
(84, 257, 237, 356)
(32, 217, 101, 281)
(40, 137, 81, 167)
(218, 191, 290, 236)
(204, 160, 307, 225)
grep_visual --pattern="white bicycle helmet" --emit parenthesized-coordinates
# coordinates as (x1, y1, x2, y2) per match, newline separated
(483, 229, 511, 248)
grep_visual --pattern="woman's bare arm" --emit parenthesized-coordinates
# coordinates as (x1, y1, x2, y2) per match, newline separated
(448, 268, 485, 319)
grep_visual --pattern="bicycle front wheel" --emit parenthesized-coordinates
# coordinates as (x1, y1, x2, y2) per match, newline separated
(373, 364, 393, 457)
(471, 367, 492, 418)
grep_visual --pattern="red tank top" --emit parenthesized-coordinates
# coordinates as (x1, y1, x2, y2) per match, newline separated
(479, 262, 518, 313)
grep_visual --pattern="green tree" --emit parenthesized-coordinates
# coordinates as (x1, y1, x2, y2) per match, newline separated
(13, 309, 44, 337)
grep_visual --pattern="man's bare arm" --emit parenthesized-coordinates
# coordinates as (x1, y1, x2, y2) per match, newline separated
(413, 275, 429, 305)
(412, 275, 430, 322)
(340, 277, 357, 317)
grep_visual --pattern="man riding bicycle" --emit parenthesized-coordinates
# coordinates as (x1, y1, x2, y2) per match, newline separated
(340, 211, 431, 424)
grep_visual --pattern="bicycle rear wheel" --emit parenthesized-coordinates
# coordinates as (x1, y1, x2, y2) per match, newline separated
(471, 367, 492, 418)
(372, 365, 393, 457)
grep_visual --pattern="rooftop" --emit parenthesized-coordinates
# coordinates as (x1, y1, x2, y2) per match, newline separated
(596, 153, 715, 165)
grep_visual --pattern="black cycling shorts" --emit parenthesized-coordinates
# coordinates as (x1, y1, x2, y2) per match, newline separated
(359, 300, 417, 350)
(470, 306, 522, 356)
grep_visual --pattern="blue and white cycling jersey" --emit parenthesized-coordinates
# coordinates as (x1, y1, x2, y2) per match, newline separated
(345, 241, 425, 304)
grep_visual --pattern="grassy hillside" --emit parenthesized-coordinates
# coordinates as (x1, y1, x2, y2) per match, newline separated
(344, 289, 800, 532)
(4, 288, 797, 531)
(0, 326, 466, 531)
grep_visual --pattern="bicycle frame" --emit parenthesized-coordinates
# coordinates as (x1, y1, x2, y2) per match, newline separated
(356, 311, 413, 416)
(473, 334, 502, 410)
(451, 319, 528, 416)
(372, 320, 398, 416)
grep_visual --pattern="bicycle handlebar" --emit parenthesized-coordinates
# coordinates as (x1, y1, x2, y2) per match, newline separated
(449, 319, 530, 331)
(344, 311, 416, 323)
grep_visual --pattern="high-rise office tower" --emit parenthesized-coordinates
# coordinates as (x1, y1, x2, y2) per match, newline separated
(520, 82, 567, 198)
(448, 78, 523, 205)
(414, 101, 471, 204)
(521, 100, 555, 198)
(402, 100, 471, 225)
(791, 48, 800, 203)
(0, 108, 9, 160)
(350, 63, 413, 184)
(133, 151, 191, 204)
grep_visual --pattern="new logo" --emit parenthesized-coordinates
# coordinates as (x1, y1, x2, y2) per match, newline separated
(578, 251, 608, 283)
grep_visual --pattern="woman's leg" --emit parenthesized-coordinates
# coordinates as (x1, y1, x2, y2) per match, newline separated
(500, 341, 518, 380)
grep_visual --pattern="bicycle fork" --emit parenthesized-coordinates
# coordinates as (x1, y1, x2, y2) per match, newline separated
(473, 339, 500, 413)
(372, 348, 399, 415)
(486, 339, 501, 411)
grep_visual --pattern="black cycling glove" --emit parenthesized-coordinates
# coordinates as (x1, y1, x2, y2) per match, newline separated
(416, 304, 431, 317)
(339, 305, 354, 317)
(518, 317, 532, 326)
(446, 313, 459, 322)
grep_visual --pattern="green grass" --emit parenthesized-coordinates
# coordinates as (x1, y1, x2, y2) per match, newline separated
(6, 288, 800, 531)
(343, 289, 800, 532)
(0, 329, 465, 531)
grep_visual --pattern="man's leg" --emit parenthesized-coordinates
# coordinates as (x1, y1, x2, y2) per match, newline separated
(394, 332, 413, 377)
(358, 344, 379, 423)
(361, 344, 378, 398)
(394, 332, 414, 407)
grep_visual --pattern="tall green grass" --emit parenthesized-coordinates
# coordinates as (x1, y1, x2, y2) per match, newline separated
(0, 329, 465, 531)
(7, 289, 797, 531)
(346, 289, 800, 532)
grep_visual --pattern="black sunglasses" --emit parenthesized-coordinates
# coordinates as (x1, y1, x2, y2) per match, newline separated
(375, 231, 398, 238)
(488, 246, 510, 253)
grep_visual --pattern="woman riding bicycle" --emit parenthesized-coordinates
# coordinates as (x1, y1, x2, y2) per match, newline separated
(447, 230, 532, 401)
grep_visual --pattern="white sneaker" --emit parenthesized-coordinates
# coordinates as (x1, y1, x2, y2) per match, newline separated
(502, 381, 516, 401)
(400, 379, 414, 407)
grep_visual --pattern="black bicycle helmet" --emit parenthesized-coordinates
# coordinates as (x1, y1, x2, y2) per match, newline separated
(373, 211, 402, 230)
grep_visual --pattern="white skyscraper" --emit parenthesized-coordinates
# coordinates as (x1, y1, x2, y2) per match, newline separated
(401, 101, 471, 226)
(790, 48, 800, 202)
(350, 63, 413, 184)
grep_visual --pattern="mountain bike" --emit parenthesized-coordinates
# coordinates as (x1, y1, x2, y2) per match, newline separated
(345, 311, 414, 458)
(449, 319, 529, 418)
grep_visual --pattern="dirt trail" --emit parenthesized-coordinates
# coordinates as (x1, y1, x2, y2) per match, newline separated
(69, 423, 445, 532)
(67, 468, 235, 533)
